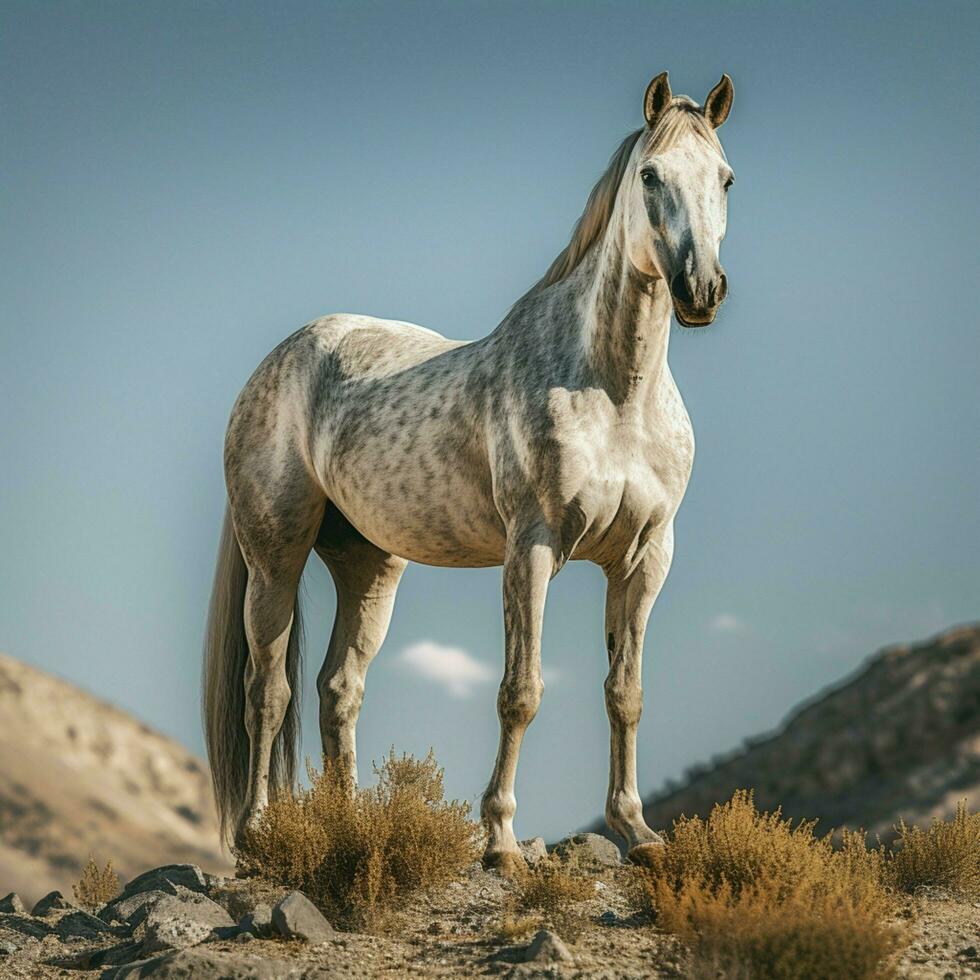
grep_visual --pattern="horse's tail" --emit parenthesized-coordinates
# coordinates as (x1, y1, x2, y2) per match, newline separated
(202, 506, 304, 843)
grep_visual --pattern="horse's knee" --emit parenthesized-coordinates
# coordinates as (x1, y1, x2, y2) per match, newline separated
(497, 676, 543, 728)
(604, 676, 642, 728)
(317, 667, 364, 732)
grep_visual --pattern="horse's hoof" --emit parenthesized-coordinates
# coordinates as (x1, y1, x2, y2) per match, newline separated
(627, 840, 666, 869)
(483, 850, 527, 878)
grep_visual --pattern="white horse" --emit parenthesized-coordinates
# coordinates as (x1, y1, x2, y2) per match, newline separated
(204, 71, 735, 872)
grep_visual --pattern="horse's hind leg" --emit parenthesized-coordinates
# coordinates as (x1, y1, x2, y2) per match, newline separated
(226, 438, 325, 841)
(315, 504, 407, 786)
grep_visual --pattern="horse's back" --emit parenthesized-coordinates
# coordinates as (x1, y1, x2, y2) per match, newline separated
(305, 313, 469, 380)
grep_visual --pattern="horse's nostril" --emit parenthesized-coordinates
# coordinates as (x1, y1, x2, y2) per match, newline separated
(716, 274, 728, 302)
(670, 272, 693, 305)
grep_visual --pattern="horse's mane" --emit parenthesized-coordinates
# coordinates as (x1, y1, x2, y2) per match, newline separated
(524, 98, 723, 297)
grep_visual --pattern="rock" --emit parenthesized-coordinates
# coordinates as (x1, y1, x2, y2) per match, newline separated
(43, 941, 144, 971)
(521, 929, 573, 964)
(0, 893, 25, 914)
(238, 903, 274, 938)
(55, 909, 119, 940)
(0, 911, 51, 941)
(552, 832, 621, 868)
(115, 865, 207, 905)
(100, 888, 174, 926)
(518, 837, 548, 866)
(32, 890, 74, 915)
(140, 893, 234, 954)
(271, 891, 334, 944)
(99, 947, 301, 978)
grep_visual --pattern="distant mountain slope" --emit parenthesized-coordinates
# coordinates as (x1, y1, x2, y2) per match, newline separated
(0, 653, 231, 904)
(602, 624, 980, 841)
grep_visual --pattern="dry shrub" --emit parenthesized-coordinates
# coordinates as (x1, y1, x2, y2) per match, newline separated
(515, 856, 594, 913)
(501, 856, 595, 941)
(72, 855, 120, 911)
(636, 791, 905, 980)
(654, 876, 903, 980)
(887, 801, 980, 898)
(495, 913, 542, 942)
(236, 750, 481, 931)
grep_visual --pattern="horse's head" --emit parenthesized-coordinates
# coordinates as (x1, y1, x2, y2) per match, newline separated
(625, 72, 735, 327)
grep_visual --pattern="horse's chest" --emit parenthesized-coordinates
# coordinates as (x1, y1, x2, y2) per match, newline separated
(553, 409, 694, 560)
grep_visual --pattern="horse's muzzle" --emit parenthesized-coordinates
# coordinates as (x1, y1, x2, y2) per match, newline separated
(670, 270, 727, 327)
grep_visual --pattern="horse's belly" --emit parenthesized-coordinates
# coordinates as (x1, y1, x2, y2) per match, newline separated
(325, 447, 506, 568)
(344, 500, 506, 567)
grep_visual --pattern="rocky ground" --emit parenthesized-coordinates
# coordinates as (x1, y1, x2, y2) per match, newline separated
(897, 894, 980, 980)
(1, 836, 976, 979)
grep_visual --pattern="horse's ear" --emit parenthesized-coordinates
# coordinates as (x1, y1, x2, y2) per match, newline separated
(643, 72, 672, 127)
(704, 74, 734, 129)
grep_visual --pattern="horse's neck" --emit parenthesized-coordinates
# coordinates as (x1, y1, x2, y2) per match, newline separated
(579, 240, 673, 404)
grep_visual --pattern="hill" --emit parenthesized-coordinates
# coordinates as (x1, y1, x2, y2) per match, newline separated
(0, 653, 230, 904)
(610, 624, 980, 841)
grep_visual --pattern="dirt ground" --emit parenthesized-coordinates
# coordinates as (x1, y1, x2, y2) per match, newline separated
(892, 893, 980, 980)
(2, 860, 978, 979)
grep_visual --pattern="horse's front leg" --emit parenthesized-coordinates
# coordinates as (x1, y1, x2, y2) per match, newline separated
(481, 525, 554, 875)
(603, 530, 673, 863)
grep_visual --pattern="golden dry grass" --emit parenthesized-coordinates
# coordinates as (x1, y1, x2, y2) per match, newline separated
(887, 801, 980, 898)
(635, 791, 906, 980)
(72, 856, 120, 912)
(498, 855, 596, 941)
(494, 913, 544, 942)
(515, 857, 595, 912)
(235, 750, 482, 931)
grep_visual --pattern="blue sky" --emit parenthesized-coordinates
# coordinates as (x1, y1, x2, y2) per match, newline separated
(2, 1, 978, 842)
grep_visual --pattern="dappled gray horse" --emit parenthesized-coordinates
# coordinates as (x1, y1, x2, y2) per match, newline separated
(204, 72, 735, 872)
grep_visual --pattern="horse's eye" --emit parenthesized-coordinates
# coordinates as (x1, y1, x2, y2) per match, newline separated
(640, 170, 658, 187)
(723, 175, 735, 190)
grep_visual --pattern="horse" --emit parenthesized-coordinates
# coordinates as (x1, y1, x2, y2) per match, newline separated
(204, 70, 735, 872)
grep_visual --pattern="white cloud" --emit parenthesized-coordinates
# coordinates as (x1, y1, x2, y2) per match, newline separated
(398, 641, 561, 697)
(708, 613, 744, 633)
(399, 640, 496, 698)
